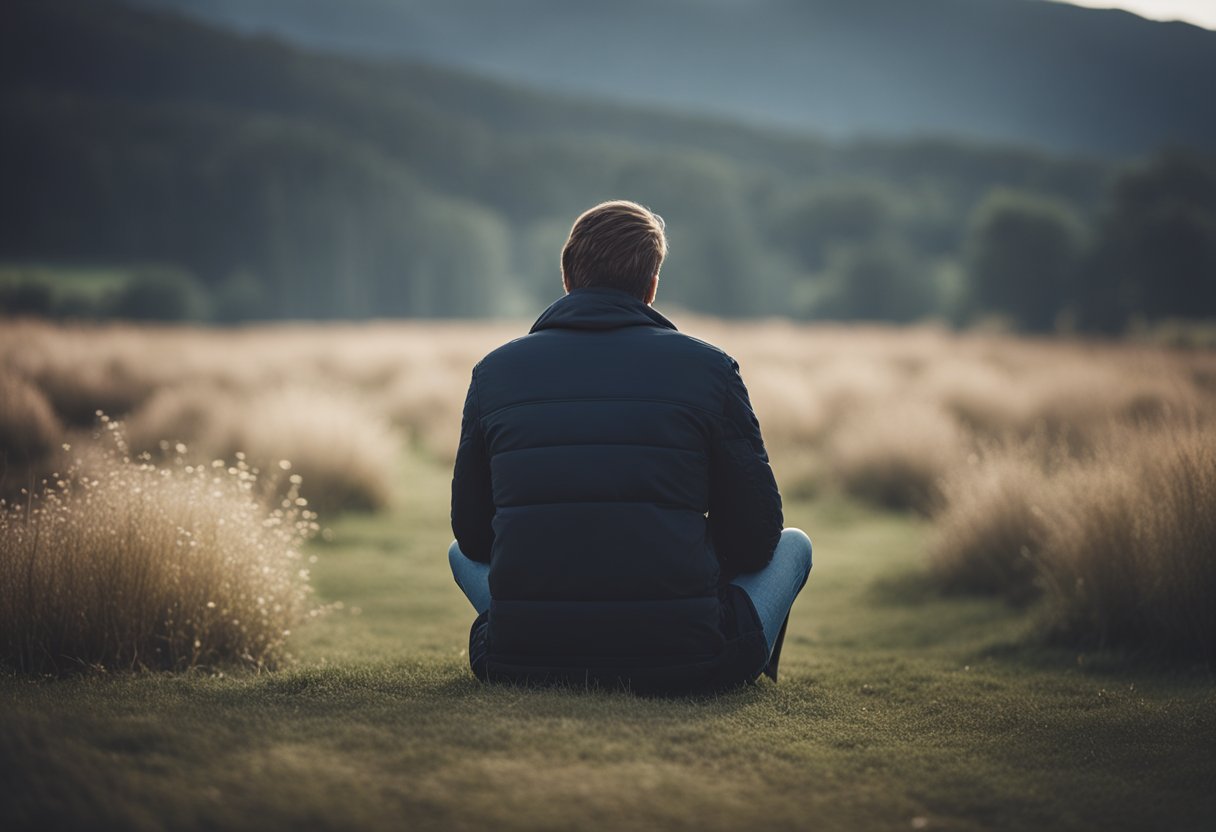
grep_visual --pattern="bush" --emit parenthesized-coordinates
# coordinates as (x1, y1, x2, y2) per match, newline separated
(127, 384, 399, 515)
(235, 387, 399, 515)
(0, 418, 318, 674)
(125, 384, 242, 461)
(0, 279, 53, 317)
(1023, 361, 1199, 451)
(827, 400, 963, 513)
(0, 370, 62, 465)
(108, 267, 210, 322)
(3, 324, 164, 425)
(918, 357, 1031, 440)
(0, 370, 64, 496)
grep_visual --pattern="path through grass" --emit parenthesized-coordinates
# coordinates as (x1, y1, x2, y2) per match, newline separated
(2, 451, 1213, 831)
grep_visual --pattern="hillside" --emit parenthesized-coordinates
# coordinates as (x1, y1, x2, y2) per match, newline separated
(5, 1, 1214, 328)
(5, 0, 1132, 323)
(131, 0, 1216, 156)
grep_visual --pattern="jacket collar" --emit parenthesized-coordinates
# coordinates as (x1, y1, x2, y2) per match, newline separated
(529, 288, 678, 334)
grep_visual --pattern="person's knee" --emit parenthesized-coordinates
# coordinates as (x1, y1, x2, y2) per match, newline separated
(780, 527, 813, 580)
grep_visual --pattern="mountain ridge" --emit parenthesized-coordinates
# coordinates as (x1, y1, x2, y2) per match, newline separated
(127, 0, 1216, 155)
(12, 0, 1207, 331)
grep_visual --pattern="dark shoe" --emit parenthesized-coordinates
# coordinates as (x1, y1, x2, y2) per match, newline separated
(763, 613, 790, 682)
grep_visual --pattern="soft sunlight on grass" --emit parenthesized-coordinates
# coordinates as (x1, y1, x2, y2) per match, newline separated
(1, 318, 1214, 658)
(2, 450, 1212, 831)
(126, 384, 400, 515)
(929, 448, 1052, 601)
(0, 418, 319, 673)
(930, 423, 1216, 659)
(1038, 425, 1216, 659)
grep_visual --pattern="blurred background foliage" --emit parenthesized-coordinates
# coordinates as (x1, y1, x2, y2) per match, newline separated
(1, 0, 1214, 331)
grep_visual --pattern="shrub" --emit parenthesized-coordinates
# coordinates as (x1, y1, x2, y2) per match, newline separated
(126, 384, 399, 515)
(235, 387, 399, 515)
(0, 370, 64, 496)
(1024, 362, 1183, 449)
(125, 384, 243, 462)
(0, 370, 63, 466)
(827, 400, 963, 513)
(108, 267, 210, 322)
(0, 279, 53, 317)
(2, 324, 163, 425)
(918, 358, 1031, 440)
(33, 358, 161, 426)
(0, 418, 318, 674)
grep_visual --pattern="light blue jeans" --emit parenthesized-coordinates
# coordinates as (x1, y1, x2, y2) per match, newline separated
(448, 528, 812, 658)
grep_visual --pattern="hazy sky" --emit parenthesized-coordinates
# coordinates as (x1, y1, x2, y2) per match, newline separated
(1057, 0, 1216, 29)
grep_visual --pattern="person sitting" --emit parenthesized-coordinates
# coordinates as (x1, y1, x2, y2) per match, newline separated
(448, 199, 812, 695)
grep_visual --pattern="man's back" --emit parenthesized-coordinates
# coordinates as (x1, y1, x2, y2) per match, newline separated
(452, 287, 784, 693)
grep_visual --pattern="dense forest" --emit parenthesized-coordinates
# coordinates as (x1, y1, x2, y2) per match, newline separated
(1, 0, 1214, 329)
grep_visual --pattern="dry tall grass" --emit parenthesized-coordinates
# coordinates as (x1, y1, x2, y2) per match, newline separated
(0, 321, 511, 504)
(929, 423, 1216, 658)
(2, 317, 1214, 661)
(0, 369, 64, 496)
(0, 321, 166, 425)
(126, 384, 400, 515)
(378, 362, 465, 463)
(929, 447, 1060, 601)
(232, 387, 400, 515)
(827, 400, 963, 514)
(1036, 425, 1216, 659)
(0, 418, 319, 673)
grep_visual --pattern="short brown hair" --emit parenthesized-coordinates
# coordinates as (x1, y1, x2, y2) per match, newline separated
(561, 200, 668, 300)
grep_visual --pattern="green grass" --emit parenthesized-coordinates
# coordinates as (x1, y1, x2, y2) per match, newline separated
(2, 451, 1213, 831)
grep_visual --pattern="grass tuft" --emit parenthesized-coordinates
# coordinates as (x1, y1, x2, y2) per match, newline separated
(930, 424, 1216, 659)
(928, 446, 1057, 602)
(1037, 425, 1216, 660)
(0, 417, 319, 674)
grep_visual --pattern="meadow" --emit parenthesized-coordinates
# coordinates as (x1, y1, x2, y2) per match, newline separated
(1, 317, 1214, 830)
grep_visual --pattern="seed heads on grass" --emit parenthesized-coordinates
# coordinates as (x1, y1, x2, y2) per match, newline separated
(0, 416, 321, 674)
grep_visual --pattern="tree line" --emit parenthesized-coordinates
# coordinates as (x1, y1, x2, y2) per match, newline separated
(1, 0, 1212, 332)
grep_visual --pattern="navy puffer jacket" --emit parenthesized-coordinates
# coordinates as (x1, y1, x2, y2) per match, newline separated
(452, 287, 783, 694)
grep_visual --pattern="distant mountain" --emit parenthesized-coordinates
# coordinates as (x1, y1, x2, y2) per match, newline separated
(0, 0, 1143, 325)
(128, 0, 1216, 156)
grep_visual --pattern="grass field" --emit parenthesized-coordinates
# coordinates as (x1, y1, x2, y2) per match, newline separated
(3, 448, 1213, 832)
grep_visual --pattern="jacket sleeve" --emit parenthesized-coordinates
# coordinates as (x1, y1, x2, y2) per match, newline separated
(451, 369, 495, 563)
(708, 357, 784, 576)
